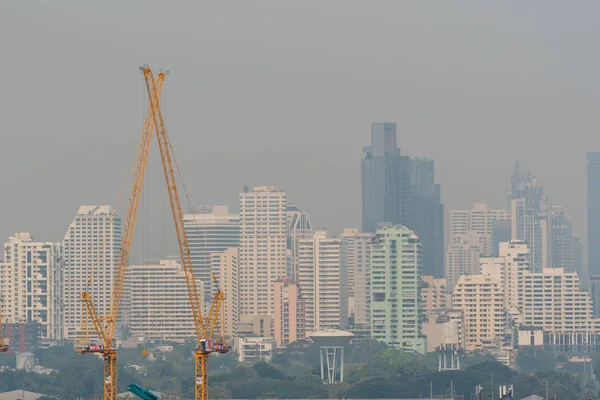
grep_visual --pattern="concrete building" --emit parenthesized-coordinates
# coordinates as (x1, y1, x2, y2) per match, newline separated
(210, 247, 239, 338)
(286, 205, 313, 282)
(362, 122, 444, 277)
(445, 231, 482, 289)
(273, 278, 305, 347)
(450, 203, 509, 257)
(590, 276, 600, 318)
(0, 233, 62, 340)
(62, 206, 121, 340)
(370, 225, 426, 353)
(183, 205, 239, 301)
(521, 268, 600, 333)
(421, 276, 448, 312)
(298, 231, 341, 334)
(126, 260, 202, 342)
(588, 153, 600, 285)
(452, 275, 505, 352)
(238, 186, 287, 331)
(551, 206, 584, 279)
(234, 337, 276, 362)
(480, 241, 530, 309)
(340, 229, 373, 328)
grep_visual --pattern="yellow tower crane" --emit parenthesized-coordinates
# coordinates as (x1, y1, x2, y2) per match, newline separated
(77, 65, 229, 400)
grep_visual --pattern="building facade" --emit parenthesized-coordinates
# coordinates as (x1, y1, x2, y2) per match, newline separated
(0, 233, 62, 340)
(361, 122, 444, 277)
(183, 205, 239, 301)
(286, 205, 313, 282)
(273, 278, 305, 347)
(370, 225, 426, 353)
(588, 153, 600, 282)
(450, 203, 509, 257)
(421, 276, 448, 312)
(445, 231, 482, 289)
(452, 275, 505, 352)
(62, 206, 121, 340)
(340, 229, 373, 328)
(210, 247, 239, 338)
(238, 186, 287, 329)
(551, 206, 584, 279)
(298, 231, 341, 334)
(126, 260, 202, 342)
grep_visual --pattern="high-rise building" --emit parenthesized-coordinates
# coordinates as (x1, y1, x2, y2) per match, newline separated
(445, 231, 481, 289)
(452, 275, 505, 352)
(238, 186, 287, 329)
(62, 206, 121, 340)
(521, 268, 600, 333)
(421, 276, 448, 312)
(590, 276, 600, 317)
(588, 153, 600, 280)
(126, 260, 202, 342)
(491, 220, 511, 257)
(510, 162, 553, 272)
(480, 241, 530, 309)
(183, 205, 239, 301)
(273, 278, 305, 347)
(298, 231, 341, 334)
(551, 206, 584, 278)
(0, 233, 62, 340)
(340, 229, 373, 328)
(286, 205, 313, 282)
(370, 225, 426, 353)
(450, 203, 509, 257)
(210, 247, 239, 338)
(361, 122, 444, 277)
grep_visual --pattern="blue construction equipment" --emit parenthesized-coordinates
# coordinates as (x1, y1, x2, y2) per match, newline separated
(127, 383, 159, 400)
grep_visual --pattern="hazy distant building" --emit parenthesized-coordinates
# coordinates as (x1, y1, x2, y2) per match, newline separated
(238, 186, 287, 330)
(588, 153, 600, 281)
(421, 276, 448, 312)
(210, 248, 239, 338)
(340, 229, 373, 328)
(361, 122, 444, 277)
(273, 278, 305, 347)
(298, 231, 341, 333)
(183, 205, 239, 301)
(445, 231, 481, 289)
(370, 225, 426, 354)
(0, 233, 62, 340)
(510, 161, 552, 272)
(590, 276, 600, 317)
(450, 203, 509, 257)
(127, 260, 202, 342)
(551, 206, 584, 278)
(286, 205, 313, 282)
(62, 206, 121, 340)
(491, 220, 511, 257)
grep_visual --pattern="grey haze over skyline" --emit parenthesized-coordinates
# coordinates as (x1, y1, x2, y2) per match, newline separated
(1, 1, 599, 262)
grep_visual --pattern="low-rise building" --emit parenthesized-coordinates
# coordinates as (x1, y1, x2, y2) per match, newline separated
(234, 337, 276, 362)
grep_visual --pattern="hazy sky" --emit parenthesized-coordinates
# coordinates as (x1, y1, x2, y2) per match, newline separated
(2, 1, 600, 262)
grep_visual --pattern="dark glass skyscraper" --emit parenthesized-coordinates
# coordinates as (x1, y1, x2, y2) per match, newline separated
(361, 122, 444, 277)
(587, 153, 600, 286)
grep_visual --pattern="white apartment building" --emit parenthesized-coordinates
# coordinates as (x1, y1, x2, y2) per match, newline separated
(445, 231, 482, 289)
(183, 205, 239, 301)
(340, 229, 373, 327)
(0, 233, 62, 339)
(521, 268, 600, 333)
(452, 275, 505, 351)
(298, 231, 341, 334)
(480, 241, 530, 309)
(450, 203, 509, 257)
(238, 186, 287, 327)
(286, 205, 313, 282)
(126, 260, 203, 342)
(63, 206, 121, 340)
(210, 248, 238, 338)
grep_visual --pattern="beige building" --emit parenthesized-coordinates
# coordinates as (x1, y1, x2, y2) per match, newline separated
(126, 260, 203, 342)
(421, 276, 448, 312)
(0, 233, 62, 340)
(286, 205, 313, 282)
(521, 268, 600, 332)
(210, 247, 239, 338)
(480, 241, 530, 309)
(452, 275, 505, 351)
(273, 278, 305, 347)
(450, 203, 509, 257)
(445, 231, 482, 289)
(298, 231, 341, 334)
(238, 186, 287, 331)
(340, 229, 373, 327)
